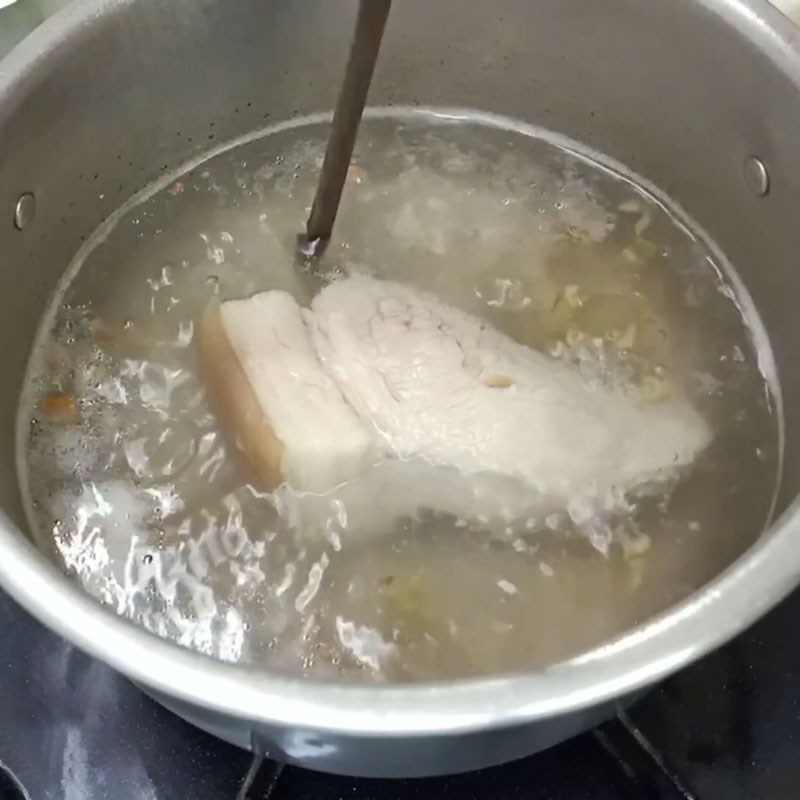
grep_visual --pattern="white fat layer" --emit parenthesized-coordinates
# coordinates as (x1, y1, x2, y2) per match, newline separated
(219, 290, 374, 492)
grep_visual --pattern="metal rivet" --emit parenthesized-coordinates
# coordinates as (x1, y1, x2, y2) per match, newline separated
(743, 156, 770, 197)
(13, 193, 36, 230)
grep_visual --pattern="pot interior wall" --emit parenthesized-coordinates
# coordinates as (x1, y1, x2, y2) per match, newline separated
(1, 0, 799, 545)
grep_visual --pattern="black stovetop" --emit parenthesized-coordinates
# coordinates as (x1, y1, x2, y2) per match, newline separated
(2, 581, 800, 800)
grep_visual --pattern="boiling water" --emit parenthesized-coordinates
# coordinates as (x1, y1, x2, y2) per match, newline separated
(19, 109, 781, 682)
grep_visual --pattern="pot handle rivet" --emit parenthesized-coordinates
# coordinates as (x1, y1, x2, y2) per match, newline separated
(13, 193, 36, 230)
(743, 156, 770, 197)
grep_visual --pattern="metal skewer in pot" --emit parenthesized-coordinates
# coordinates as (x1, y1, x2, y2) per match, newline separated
(296, 0, 392, 267)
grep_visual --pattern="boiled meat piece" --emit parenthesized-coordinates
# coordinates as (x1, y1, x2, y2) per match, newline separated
(196, 292, 374, 492)
(308, 276, 711, 506)
(198, 275, 711, 514)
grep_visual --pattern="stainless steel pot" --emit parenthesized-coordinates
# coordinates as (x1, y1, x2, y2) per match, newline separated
(2, 0, 800, 778)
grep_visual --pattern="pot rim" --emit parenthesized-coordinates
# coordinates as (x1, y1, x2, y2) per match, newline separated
(1, 0, 800, 738)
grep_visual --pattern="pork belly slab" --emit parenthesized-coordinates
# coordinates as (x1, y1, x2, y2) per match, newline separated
(197, 275, 710, 514)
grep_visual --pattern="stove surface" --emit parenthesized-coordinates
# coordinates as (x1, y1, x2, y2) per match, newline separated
(3, 581, 800, 800)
